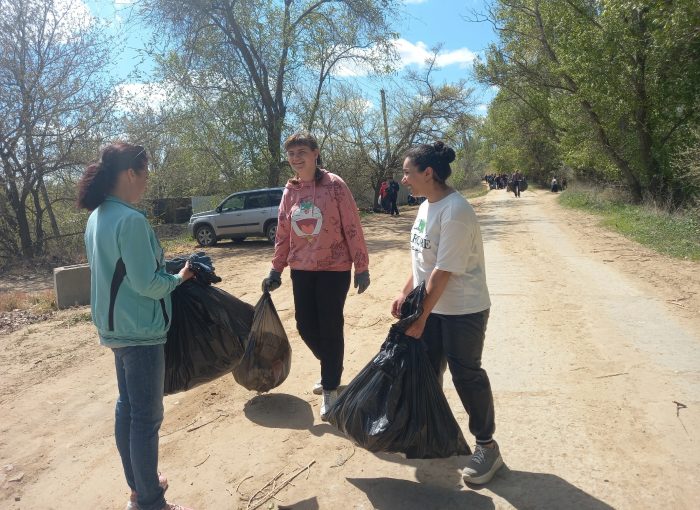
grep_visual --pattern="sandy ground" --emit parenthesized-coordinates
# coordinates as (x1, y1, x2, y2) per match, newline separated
(1, 187, 699, 509)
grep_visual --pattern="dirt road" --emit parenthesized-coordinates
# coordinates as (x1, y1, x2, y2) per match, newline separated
(1, 188, 698, 509)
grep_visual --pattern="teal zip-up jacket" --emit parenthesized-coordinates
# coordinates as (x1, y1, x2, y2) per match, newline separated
(84, 196, 183, 347)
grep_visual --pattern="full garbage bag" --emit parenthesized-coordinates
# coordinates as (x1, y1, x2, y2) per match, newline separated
(164, 257, 253, 395)
(165, 252, 221, 285)
(232, 290, 291, 393)
(327, 282, 470, 459)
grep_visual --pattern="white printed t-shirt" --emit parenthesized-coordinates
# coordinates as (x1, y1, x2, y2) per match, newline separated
(410, 191, 491, 315)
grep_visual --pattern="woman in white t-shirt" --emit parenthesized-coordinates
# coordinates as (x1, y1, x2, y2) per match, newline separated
(391, 141, 503, 485)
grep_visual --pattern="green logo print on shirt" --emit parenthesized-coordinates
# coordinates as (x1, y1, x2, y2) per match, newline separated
(411, 218, 430, 251)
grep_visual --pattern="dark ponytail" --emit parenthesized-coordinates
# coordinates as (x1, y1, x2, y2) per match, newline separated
(77, 142, 148, 210)
(405, 140, 456, 184)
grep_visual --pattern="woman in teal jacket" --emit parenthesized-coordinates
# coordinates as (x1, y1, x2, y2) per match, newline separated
(78, 142, 194, 510)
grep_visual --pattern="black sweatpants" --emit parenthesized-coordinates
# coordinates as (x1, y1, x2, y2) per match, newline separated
(389, 198, 399, 215)
(422, 309, 496, 444)
(290, 270, 351, 390)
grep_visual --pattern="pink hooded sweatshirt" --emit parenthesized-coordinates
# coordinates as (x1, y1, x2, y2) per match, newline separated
(272, 170, 369, 273)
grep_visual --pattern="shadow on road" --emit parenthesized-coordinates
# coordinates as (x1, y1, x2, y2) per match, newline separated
(470, 466, 615, 510)
(357, 453, 614, 510)
(348, 477, 494, 510)
(243, 393, 314, 430)
(278, 496, 319, 510)
(242, 392, 344, 438)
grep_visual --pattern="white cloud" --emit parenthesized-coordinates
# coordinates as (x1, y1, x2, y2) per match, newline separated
(395, 39, 477, 69)
(332, 38, 477, 77)
(114, 82, 172, 112)
(49, 0, 94, 39)
(476, 103, 489, 114)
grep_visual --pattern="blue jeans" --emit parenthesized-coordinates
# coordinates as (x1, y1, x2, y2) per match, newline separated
(113, 344, 166, 510)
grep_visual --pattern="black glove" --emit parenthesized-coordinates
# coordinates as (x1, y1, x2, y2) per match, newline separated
(353, 270, 370, 294)
(262, 270, 282, 292)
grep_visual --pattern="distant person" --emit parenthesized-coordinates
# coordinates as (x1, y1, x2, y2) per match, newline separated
(78, 142, 195, 510)
(262, 131, 370, 421)
(551, 177, 559, 192)
(392, 140, 503, 485)
(511, 171, 523, 198)
(379, 180, 390, 213)
(387, 177, 400, 216)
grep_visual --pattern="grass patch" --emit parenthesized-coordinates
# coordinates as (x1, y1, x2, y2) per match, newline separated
(463, 184, 490, 200)
(60, 311, 93, 328)
(160, 231, 200, 257)
(559, 188, 700, 260)
(0, 289, 55, 312)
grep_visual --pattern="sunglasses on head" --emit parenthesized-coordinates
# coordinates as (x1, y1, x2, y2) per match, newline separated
(132, 147, 146, 162)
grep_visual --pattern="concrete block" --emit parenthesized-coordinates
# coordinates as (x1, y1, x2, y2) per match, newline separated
(54, 264, 91, 309)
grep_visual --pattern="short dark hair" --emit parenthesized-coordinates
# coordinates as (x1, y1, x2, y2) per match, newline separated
(77, 142, 148, 210)
(284, 131, 319, 152)
(405, 141, 456, 184)
(284, 131, 323, 182)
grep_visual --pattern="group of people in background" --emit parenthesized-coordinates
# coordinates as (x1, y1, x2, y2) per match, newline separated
(80, 133, 501, 510)
(484, 173, 569, 195)
(484, 172, 526, 198)
(378, 177, 401, 215)
(551, 176, 567, 192)
(484, 173, 510, 190)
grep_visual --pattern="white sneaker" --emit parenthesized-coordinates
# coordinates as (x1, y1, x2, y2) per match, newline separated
(320, 389, 338, 421)
(312, 378, 323, 395)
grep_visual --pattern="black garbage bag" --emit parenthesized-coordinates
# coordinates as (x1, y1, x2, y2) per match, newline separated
(164, 279, 254, 395)
(166, 252, 221, 285)
(327, 282, 470, 459)
(232, 290, 291, 393)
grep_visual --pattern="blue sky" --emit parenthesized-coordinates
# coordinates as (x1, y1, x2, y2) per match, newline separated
(84, 0, 498, 113)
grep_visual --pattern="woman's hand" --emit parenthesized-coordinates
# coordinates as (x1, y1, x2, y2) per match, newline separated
(404, 315, 427, 340)
(178, 260, 195, 282)
(391, 293, 407, 319)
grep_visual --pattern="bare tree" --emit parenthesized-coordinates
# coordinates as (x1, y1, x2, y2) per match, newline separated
(0, 0, 114, 258)
(140, 0, 399, 187)
(315, 56, 477, 205)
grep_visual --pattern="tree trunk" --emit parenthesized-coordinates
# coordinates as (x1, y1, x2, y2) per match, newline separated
(7, 181, 33, 257)
(267, 119, 283, 187)
(579, 99, 643, 202)
(31, 187, 45, 256)
(39, 176, 61, 237)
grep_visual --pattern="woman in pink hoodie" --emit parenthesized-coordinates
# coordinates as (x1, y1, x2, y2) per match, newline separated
(262, 131, 370, 421)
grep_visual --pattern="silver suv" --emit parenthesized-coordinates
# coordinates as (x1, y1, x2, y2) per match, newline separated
(189, 187, 284, 246)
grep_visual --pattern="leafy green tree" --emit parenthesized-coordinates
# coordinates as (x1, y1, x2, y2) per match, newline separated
(478, 91, 561, 184)
(475, 0, 700, 205)
(141, 0, 399, 187)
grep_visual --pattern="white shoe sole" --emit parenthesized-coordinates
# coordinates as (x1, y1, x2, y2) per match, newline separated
(462, 455, 504, 485)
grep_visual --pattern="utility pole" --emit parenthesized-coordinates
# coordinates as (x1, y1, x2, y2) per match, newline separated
(380, 89, 391, 178)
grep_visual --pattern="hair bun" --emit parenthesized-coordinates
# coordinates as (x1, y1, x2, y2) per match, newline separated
(433, 141, 456, 164)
